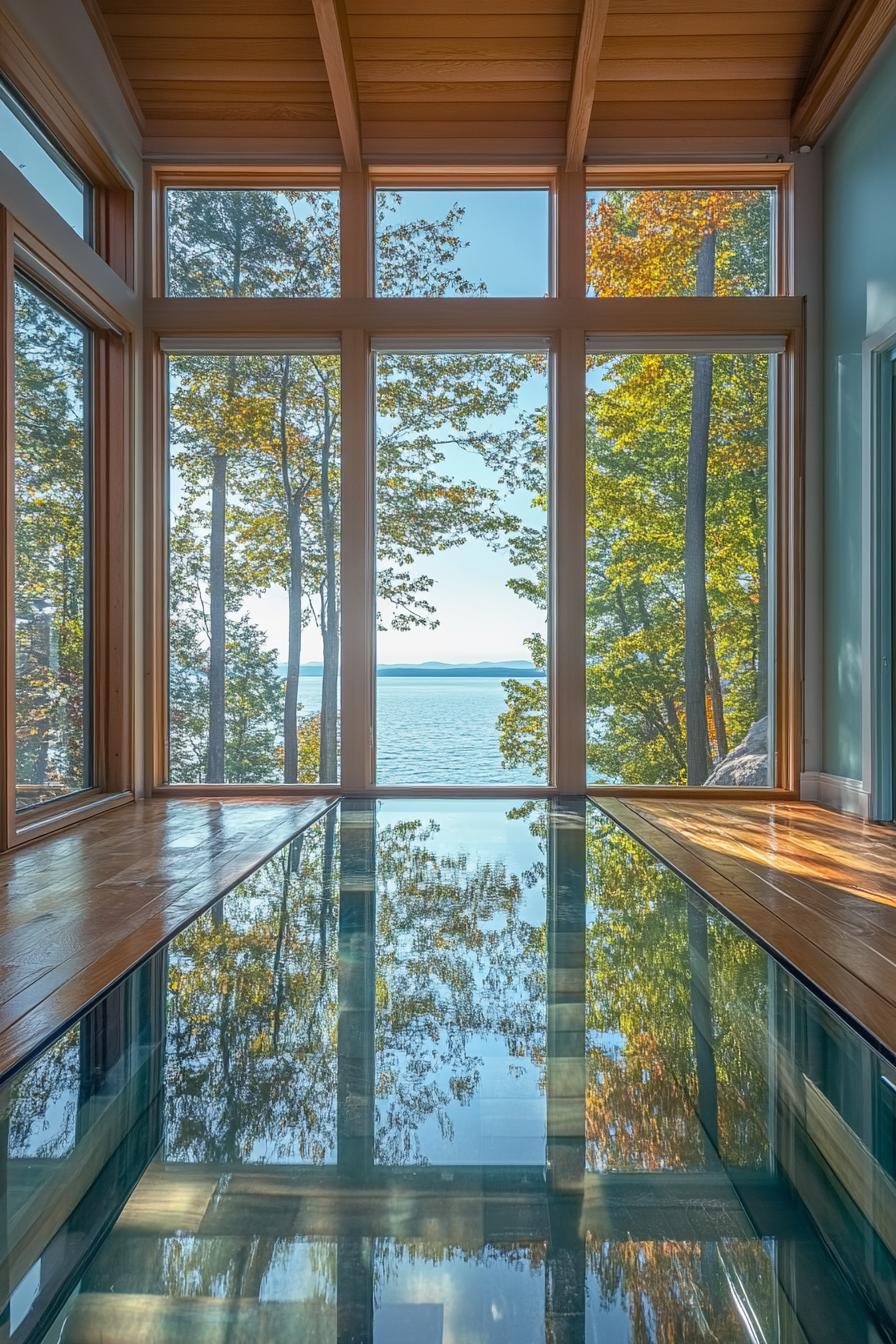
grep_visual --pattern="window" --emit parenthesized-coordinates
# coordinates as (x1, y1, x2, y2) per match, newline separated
(167, 350, 341, 785)
(0, 78, 91, 239)
(374, 348, 549, 785)
(586, 350, 774, 787)
(374, 188, 550, 296)
(149, 167, 798, 797)
(165, 188, 340, 297)
(14, 276, 91, 811)
(586, 187, 774, 297)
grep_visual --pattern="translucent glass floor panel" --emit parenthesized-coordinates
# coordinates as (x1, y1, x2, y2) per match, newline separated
(2, 799, 894, 1343)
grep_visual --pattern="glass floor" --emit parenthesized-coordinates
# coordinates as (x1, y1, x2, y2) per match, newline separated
(2, 799, 895, 1343)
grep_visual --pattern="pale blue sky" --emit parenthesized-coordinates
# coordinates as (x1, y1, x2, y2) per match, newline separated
(0, 85, 86, 236)
(376, 356, 548, 666)
(376, 189, 550, 298)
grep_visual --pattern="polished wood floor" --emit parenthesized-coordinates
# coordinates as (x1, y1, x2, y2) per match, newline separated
(3, 793, 895, 1082)
(0, 797, 333, 1080)
(599, 798, 896, 1059)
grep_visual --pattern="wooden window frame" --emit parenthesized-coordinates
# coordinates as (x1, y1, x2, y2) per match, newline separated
(0, 10, 135, 285)
(0, 211, 134, 849)
(148, 166, 342, 300)
(145, 162, 803, 801)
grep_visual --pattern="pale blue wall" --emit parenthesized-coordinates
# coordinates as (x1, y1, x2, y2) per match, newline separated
(823, 35, 896, 780)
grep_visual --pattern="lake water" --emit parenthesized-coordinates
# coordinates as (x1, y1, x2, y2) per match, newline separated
(297, 674, 545, 784)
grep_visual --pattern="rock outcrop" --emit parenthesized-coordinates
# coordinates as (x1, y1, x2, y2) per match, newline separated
(705, 717, 769, 787)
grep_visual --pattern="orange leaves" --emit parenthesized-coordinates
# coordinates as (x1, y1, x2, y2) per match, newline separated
(586, 188, 769, 298)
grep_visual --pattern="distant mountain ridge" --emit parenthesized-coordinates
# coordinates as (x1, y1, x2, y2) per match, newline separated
(278, 660, 545, 678)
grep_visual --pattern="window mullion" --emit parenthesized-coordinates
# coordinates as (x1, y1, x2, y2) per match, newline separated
(340, 169, 374, 791)
(552, 170, 587, 793)
(552, 327, 587, 793)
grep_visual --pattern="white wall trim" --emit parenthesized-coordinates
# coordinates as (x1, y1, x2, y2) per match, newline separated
(800, 770, 871, 818)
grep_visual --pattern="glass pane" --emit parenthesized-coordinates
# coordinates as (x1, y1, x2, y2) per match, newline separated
(375, 801, 547, 1166)
(0, 79, 90, 238)
(7, 799, 896, 1343)
(164, 821, 340, 1165)
(586, 187, 774, 296)
(586, 351, 773, 786)
(375, 189, 550, 296)
(374, 350, 548, 784)
(165, 188, 339, 297)
(167, 351, 341, 784)
(14, 277, 90, 810)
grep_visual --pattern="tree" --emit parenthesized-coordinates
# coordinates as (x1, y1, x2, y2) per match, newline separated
(13, 281, 89, 806)
(585, 189, 772, 785)
(499, 189, 772, 786)
(168, 193, 546, 785)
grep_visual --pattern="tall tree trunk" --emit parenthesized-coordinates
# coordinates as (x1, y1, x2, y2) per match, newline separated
(205, 203, 243, 781)
(704, 606, 728, 759)
(684, 229, 716, 785)
(318, 390, 339, 784)
(283, 497, 303, 783)
(279, 357, 305, 784)
(756, 535, 768, 718)
(206, 442, 227, 782)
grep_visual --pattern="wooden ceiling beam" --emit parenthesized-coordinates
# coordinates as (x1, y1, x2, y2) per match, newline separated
(566, 0, 610, 168)
(310, 0, 363, 170)
(792, 0, 896, 145)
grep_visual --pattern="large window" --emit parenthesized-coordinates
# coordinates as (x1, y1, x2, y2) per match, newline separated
(14, 277, 91, 811)
(152, 168, 798, 796)
(374, 349, 549, 785)
(586, 350, 774, 787)
(0, 77, 91, 239)
(167, 350, 341, 785)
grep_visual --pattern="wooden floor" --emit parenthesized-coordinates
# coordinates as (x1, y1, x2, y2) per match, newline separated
(3, 793, 896, 1082)
(599, 798, 896, 1060)
(0, 797, 333, 1080)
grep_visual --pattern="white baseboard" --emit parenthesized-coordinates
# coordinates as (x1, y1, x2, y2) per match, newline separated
(799, 771, 872, 819)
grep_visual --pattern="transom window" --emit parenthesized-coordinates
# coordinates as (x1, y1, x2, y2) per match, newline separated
(0, 77, 92, 239)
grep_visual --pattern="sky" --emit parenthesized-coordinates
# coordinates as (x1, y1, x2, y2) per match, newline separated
(375, 356, 547, 666)
(0, 89, 86, 235)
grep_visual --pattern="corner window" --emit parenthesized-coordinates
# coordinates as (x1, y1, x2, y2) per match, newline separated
(166, 349, 341, 785)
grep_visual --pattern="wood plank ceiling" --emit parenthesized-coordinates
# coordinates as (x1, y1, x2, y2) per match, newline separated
(95, 0, 871, 162)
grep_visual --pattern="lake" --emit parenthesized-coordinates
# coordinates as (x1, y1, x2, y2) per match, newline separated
(297, 674, 545, 785)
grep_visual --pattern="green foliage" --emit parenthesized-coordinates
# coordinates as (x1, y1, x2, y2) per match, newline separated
(585, 348, 769, 784)
(13, 280, 89, 807)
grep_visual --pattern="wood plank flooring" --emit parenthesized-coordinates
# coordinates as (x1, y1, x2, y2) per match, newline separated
(598, 798, 896, 1060)
(0, 797, 333, 1080)
(4, 793, 895, 1082)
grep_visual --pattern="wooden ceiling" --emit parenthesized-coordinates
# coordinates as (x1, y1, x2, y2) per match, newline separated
(91, 0, 893, 163)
